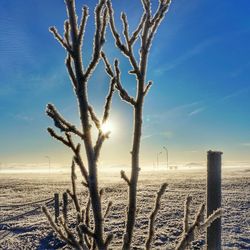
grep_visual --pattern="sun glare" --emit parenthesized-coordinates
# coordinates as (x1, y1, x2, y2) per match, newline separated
(101, 121, 115, 134)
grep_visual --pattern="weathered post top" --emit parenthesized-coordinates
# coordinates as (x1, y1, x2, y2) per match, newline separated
(207, 151, 223, 174)
(207, 150, 223, 156)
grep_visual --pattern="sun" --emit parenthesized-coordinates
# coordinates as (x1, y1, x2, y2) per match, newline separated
(100, 121, 115, 134)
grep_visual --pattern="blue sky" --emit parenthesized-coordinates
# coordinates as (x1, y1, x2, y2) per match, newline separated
(0, 0, 250, 167)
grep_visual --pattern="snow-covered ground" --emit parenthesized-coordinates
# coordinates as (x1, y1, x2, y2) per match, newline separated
(0, 167, 249, 249)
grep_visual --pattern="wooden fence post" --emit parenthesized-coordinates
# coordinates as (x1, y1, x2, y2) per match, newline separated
(62, 192, 68, 222)
(54, 193, 60, 224)
(206, 150, 222, 250)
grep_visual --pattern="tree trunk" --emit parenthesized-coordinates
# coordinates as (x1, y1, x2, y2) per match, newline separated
(122, 98, 143, 250)
(77, 91, 105, 249)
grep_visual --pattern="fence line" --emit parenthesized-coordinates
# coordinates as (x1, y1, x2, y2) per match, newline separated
(0, 197, 53, 209)
(0, 198, 53, 224)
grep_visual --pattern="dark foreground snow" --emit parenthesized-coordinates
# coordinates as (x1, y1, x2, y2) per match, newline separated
(0, 167, 249, 249)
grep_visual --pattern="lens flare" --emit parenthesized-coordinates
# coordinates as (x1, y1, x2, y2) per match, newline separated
(101, 121, 114, 134)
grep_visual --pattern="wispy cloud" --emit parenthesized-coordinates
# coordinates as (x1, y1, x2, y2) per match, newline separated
(230, 61, 250, 78)
(221, 87, 250, 101)
(241, 142, 250, 147)
(145, 101, 203, 125)
(169, 102, 200, 113)
(188, 107, 205, 116)
(161, 131, 173, 138)
(142, 134, 154, 140)
(154, 38, 218, 74)
(142, 131, 173, 141)
(186, 150, 199, 153)
(13, 114, 33, 122)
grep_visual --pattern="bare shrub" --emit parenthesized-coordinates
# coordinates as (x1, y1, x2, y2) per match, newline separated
(42, 1, 221, 249)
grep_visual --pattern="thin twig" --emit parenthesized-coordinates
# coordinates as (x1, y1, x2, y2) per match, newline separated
(114, 60, 136, 105)
(78, 6, 89, 44)
(49, 26, 73, 55)
(84, 0, 107, 79)
(145, 183, 167, 250)
(47, 128, 70, 147)
(183, 195, 192, 233)
(120, 170, 130, 186)
(46, 103, 84, 138)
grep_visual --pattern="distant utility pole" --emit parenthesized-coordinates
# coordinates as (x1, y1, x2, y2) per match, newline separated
(163, 146, 168, 169)
(45, 156, 51, 173)
(157, 151, 162, 167)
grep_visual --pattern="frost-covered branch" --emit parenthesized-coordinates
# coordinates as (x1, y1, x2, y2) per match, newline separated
(145, 183, 167, 250)
(64, 20, 71, 47)
(47, 127, 70, 147)
(58, 216, 85, 249)
(176, 204, 205, 250)
(107, 1, 172, 249)
(183, 195, 192, 233)
(46, 103, 84, 138)
(146, 0, 171, 51)
(176, 201, 222, 250)
(107, 0, 140, 75)
(78, 6, 89, 45)
(103, 201, 112, 218)
(46, 2, 111, 249)
(88, 105, 101, 130)
(114, 60, 136, 105)
(130, 13, 146, 46)
(104, 233, 113, 248)
(201, 208, 222, 230)
(102, 77, 116, 124)
(66, 55, 77, 89)
(67, 160, 81, 212)
(49, 26, 73, 55)
(106, 0, 129, 56)
(84, 0, 107, 79)
(42, 206, 88, 250)
(143, 81, 153, 96)
(94, 132, 110, 161)
(45, 0, 173, 249)
(72, 144, 89, 184)
(120, 170, 130, 186)
(101, 51, 114, 78)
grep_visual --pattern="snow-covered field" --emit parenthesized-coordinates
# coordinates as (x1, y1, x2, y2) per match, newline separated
(0, 167, 249, 249)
